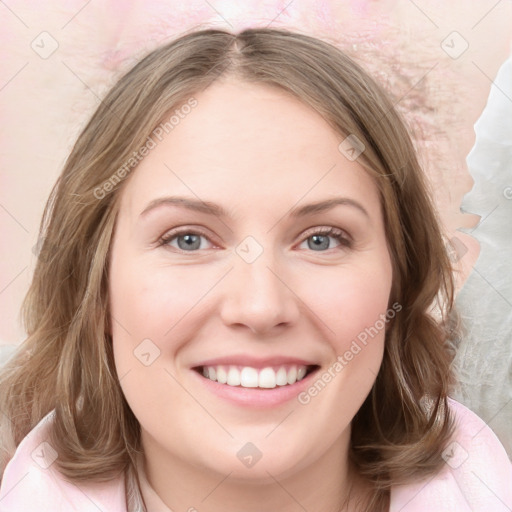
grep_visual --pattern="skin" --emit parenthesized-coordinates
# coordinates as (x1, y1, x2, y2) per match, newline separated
(109, 78, 393, 511)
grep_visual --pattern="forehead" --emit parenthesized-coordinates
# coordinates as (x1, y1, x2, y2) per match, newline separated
(118, 79, 381, 221)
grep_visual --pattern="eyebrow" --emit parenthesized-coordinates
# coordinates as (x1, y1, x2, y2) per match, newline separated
(139, 195, 369, 219)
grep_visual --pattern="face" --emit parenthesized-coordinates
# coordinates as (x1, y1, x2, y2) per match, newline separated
(109, 78, 393, 483)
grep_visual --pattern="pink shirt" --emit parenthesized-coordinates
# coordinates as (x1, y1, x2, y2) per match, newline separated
(1, 398, 511, 511)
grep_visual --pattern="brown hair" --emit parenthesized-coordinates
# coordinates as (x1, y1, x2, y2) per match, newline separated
(0, 27, 456, 510)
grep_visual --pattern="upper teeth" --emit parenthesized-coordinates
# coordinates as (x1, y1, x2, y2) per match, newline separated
(201, 365, 308, 388)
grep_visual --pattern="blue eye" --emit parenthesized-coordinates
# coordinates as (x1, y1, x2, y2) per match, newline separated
(158, 227, 352, 253)
(299, 227, 352, 251)
(159, 230, 213, 251)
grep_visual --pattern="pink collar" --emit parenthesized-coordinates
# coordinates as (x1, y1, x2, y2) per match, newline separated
(1, 398, 511, 511)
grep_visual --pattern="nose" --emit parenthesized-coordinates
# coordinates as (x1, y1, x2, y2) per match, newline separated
(219, 250, 301, 335)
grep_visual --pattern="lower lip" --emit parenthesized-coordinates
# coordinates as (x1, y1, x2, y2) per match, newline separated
(191, 368, 318, 408)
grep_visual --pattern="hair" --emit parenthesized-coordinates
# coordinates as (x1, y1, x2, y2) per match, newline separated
(0, 27, 457, 511)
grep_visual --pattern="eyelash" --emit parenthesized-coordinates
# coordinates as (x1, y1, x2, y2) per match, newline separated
(157, 226, 352, 253)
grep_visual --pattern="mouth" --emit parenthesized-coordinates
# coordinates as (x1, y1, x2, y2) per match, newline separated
(192, 364, 321, 389)
(189, 355, 322, 407)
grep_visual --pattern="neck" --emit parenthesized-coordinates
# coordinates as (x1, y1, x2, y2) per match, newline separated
(140, 428, 364, 512)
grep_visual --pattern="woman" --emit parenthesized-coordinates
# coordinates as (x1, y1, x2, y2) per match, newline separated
(0, 27, 510, 512)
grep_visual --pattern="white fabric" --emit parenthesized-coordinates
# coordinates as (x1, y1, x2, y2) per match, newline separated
(452, 54, 512, 457)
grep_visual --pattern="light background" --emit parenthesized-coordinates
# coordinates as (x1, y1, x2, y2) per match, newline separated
(1, 0, 511, 451)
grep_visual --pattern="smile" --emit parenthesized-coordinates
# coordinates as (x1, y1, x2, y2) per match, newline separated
(191, 362, 321, 408)
(195, 364, 319, 389)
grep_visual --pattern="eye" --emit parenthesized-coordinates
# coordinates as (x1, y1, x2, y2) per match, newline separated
(158, 226, 352, 253)
(298, 227, 352, 252)
(158, 228, 215, 252)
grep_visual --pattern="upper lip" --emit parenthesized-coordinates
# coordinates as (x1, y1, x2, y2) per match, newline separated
(192, 355, 319, 369)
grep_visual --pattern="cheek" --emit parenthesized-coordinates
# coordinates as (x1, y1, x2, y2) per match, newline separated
(108, 261, 199, 430)
(302, 258, 393, 351)
(109, 260, 209, 340)
(294, 259, 392, 424)
(109, 258, 221, 386)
